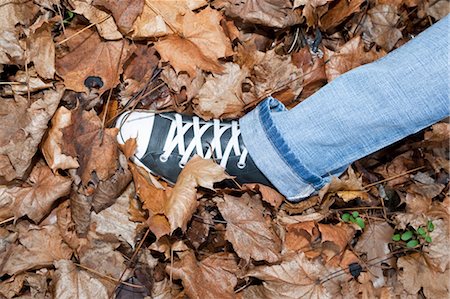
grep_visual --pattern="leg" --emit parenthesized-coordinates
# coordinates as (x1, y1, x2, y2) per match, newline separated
(240, 16, 449, 201)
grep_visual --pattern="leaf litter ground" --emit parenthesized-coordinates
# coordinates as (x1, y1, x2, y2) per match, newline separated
(0, 0, 448, 298)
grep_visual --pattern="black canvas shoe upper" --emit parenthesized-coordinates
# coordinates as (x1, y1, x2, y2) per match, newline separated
(116, 111, 272, 187)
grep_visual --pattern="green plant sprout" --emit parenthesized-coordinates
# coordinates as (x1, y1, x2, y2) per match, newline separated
(63, 11, 75, 25)
(392, 220, 434, 248)
(341, 211, 365, 229)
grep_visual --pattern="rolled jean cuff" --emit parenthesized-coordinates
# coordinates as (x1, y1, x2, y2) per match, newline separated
(240, 97, 324, 201)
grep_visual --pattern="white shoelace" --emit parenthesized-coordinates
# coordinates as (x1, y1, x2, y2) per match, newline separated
(159, 114, 248, 169)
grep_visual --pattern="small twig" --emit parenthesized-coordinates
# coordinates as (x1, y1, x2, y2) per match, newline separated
(332, 206, 384, 211)
(363, 166, 425, 189)
(75, 263, 144, 288)
(0, 82, 25, 85)
(0, 217, 14, 226)
(56, 4, 66, 36)
(57, 14, 111, 45)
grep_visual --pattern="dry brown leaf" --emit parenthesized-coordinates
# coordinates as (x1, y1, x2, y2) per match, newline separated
(56, 201, 88, 251)
(319, 166, 366, 200)
(69, 0, 122, 40)
(166, 251, 238, 299)
(292, 47, 327, 99)
(53, 259, 109, 299)
(295, 0, 334, 27)
(219, 0, 303, 28)
(194, 62, 250, 119)
(165, 156, 230, 233)
(0, 30, 25, 65)
(0, 223, 72, 276)
(398, 253, 449, 298)
(362, 4, 403, 51)
(91, 183, 138, 248)
(0, 88, 63, 182)
(61, 107, 119, 185)
(243, 183, 285, 209)
(131, 0, 207, 38)
(285, 221, 319, 252)
(424, 218, 449, 272)
(187, 206, 213, 249)
(426, 0, 450, 20)
(160, 66, 205, 101)
(2, 68, 53, 96)
(374, 151, 415, 187)
(56, 28, 131, 93)
(319, 0, 365, 31)
(243, 252, 336, 299)
(28, 20, 55, 79)
(216, 193, 281, 263)
(324, 36, 385, 81)
(154, 8, 232, 77)
(152, 278, 181, 299)
(318, 223, 355, 262)
(93, 0, 144, 33)
(0, 273, 26, 299)
(405, 181, 445, 214)
(0, 162, 71, 223)
(355, 221, 394, 288)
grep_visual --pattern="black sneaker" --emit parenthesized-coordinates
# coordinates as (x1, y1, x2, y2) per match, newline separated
(115, 111, 272, 187)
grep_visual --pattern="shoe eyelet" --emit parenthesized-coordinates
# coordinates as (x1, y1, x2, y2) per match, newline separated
(178, 162, 186, 168)
(237, 162, 246, 169)
(160, 155, 168, 163)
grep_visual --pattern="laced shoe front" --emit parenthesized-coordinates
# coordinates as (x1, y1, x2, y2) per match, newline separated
(116, 111, 272, 186)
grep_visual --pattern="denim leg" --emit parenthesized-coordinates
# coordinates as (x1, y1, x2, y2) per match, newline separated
(240, 16, 449, 201)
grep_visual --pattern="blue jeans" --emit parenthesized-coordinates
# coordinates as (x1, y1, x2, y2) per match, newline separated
(240, 16, 449, 201)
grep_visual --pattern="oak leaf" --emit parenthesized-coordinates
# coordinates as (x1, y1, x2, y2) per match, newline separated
(0, 223, 73, 276)
(0, 88, 63, 182)
(324, 36, 385, 81)
(362, 4, 403, 51)
(216, 194, 281, 263)
(53, 259, 109, 299)
(165, 156, 230, 232)
(219, 0, 303, 28)
(154, 8, 232, 77)
(166, 251, 238, 299)
(56, 28, 131, 93)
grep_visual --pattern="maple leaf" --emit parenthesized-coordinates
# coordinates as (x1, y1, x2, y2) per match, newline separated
(355, 221, 394, 288)
(93, 0, 144, 33)
(0, 88, 63, 182)
(69, 0, 122, 40)
(398, 253, 449, 298)
(154, 8, 232, 77)
(53, 259, 109, 299)
(216, 194, 281, 263)
(165, 156, 230, 233)
(0, 223, 73, 276)
(194, 62, 250, 119)
(324, 36, 385, 81)
(166, 251, 238, 299)
(361, 4, 403, 51)
(56, 28, 131, 94)
(218, 0, 303, 28)
(243, 252, 337, 299)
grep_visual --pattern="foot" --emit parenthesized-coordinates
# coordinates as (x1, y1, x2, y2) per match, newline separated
(115, 111, 272, 187)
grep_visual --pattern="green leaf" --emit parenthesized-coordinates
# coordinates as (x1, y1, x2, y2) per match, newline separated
(417, 227, 426, 236)
(392, 234, 401, 241)
(425, 236, 432, 243)
(355, 217, 365, 229)
(352, 211, 359, 218)
(406, 239, 419, 248)
(427, 220, 434, 232)
(401, 231, 413, 241)
(349, 216, 356, 223)
(341, 213, 351, 222)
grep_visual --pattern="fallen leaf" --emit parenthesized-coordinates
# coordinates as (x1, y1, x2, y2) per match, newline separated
(243, 183, 285, 209)
(0, 222, 72, 276)
(165, 156, 230, 233)
(398, 253, 449, 298)
(160, 66, 205, 101)
(154, 8, 232, 77)
(295, 0, 334, 27)
(292, 47, 327, 99)
(69, 0, 122, 40)
(355, 221, 394, 288)
(0, 30, 25, 65)
(1, 161, 71, 223)
(244, 252, 336, 298)
(166, 251, 238, 299)
(374, 151, 415, 187)
(61, 107, 119, 185)
(194, 62, 250, 119)
(56, 201, 88, 251)
(152, 278, 181, 299)
(324, 36, 385, 81)
(426, 0, 450, 20)
(219, 0, 303, 28)
(362, 4, 403, 51)
(318, 223, 355, 262)
(0, 88, 63, 182)
(28, 20, 55, 79)
(0, 273, 26, 299)
(319, 0, 365, 31)
(53, 259, 109, 299)
(424, 218, 449, 272)
(285, 221, 319, 252)
(187, 206, 214, 249)
(56, 28, 131, 93)
(216, 194, 281, 263)
(91, 183, 138, 248)
(93, 0, 144, 33)
(2, 68, 53, 95)
(319, 166, 366, 200)
(405, 181, 445, 214)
